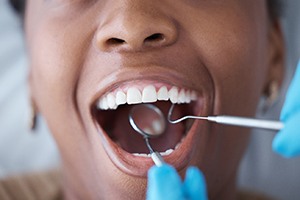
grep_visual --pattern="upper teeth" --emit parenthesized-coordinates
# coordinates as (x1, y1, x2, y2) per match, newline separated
(97, 85, 197, 110)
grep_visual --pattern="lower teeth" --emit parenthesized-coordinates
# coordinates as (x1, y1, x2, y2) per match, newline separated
(132, 149, 174, 157)
(131, 135, 187, 157)
(160, 149, 174, 156)
(132, 153, 151, 157)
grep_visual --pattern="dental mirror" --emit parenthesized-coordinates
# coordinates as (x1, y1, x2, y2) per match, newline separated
(129, 104, 166, 138)
(129, 104, 166, 166)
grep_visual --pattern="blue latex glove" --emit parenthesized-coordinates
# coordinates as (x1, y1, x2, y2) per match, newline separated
(147, 164, 208, 200)
(273, 60, 300, 158)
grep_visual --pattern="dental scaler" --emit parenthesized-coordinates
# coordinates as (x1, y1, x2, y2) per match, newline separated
(167, 104, 284, 131)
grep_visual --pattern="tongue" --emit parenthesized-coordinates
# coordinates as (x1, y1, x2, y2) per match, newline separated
(110, 102, 185, 153)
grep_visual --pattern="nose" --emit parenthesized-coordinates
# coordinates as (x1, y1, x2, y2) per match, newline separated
(96, 3, 178, 52)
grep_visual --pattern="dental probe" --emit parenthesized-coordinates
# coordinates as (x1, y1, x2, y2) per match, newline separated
(168, 104, 284, 131)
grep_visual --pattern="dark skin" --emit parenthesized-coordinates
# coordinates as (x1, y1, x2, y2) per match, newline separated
(25, 0, 284, 199)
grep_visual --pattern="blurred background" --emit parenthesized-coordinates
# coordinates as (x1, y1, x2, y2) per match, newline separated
(238, 1, 300, 199)
(0, 0, 299, 199)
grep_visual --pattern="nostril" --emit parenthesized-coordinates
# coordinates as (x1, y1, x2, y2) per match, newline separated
(106, 38, 126, 46)
(144, 33, 165, 44)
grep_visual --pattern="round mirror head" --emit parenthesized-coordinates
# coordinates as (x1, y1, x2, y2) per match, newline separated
(129, 104, 166, 138)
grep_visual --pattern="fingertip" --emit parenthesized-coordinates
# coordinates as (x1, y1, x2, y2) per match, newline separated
(295, 59, 300, 78)
(272, 132, 293, 158)
(183, 167, 208, 200)
(147, 164, 184, 200)
(273, 136, 299, 158)
(148, 164, 177, 179)
(280, 60, 300, 121)
(186, 167, 206, 184)
(273, 114, 300, 158)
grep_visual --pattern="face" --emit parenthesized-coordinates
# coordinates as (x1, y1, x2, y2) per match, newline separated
(25, 0, 284, 199)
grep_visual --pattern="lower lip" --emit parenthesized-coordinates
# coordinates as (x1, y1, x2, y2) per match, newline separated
(95, 102, 205, 177)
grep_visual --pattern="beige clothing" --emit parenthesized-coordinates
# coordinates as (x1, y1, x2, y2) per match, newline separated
(0, 170, 63, 200)
(0, 170, 273, 200)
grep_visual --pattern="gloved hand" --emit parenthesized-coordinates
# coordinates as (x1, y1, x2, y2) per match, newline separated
(273, 60, 300, 158)
(146, 164, 208, 200)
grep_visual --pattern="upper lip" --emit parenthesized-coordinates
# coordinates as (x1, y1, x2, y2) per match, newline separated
(88, 67, 211, 177)
(89, 66, 200, 107)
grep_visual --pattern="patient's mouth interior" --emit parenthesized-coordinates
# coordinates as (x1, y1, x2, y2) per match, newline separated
(93, 101, 194, 154)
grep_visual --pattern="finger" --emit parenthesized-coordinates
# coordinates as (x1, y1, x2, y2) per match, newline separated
(183, 167, 208, 200)
(147, 164, 184, 200)
(273, 112, 300, 158)
(281, 60, 300, 121)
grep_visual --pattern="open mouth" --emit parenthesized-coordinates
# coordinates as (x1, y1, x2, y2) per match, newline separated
(92, 81, 204, 176)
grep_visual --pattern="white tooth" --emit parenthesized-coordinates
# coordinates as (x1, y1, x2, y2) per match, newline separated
(169, 86, 179, 103)
(160, 152, 167, 156)
(116, 91, 127, 106)
(178, 89, 186, 103)
(175, 137, 185, 149)
(157, 86, 169, 100)
(165, 149, 174, 154)
(98, 97, 109, 110)
(133, 153, 150, 157)
(127, 87, 142, 104)
(107, 93, 116, 109)
(97, 99, 102, 109)
(160, 149, 174, 156)
(142, 85, 157, 103)
(185, 90, 191, 103)
(191, 91, 197, 101)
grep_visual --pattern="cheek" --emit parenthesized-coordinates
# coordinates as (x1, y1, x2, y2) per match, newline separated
(27, 13, 89, 117)
(189, 11, 269, 116)
(26, 12, 96, 160)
